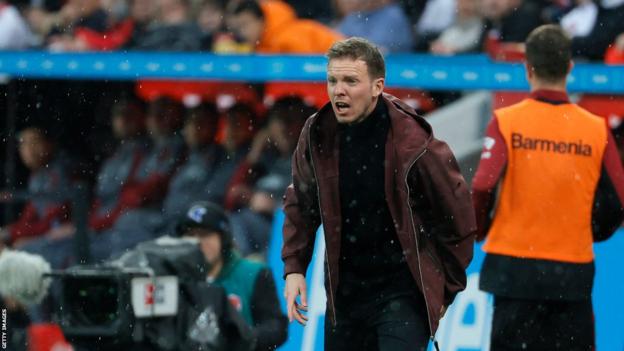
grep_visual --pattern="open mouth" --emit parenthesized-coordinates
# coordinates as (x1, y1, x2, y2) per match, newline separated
(334, 101, 350, 113)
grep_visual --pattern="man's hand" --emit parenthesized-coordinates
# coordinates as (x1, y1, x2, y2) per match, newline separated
(284, 273, 308, 325)
(46, 223, 76, 241)
(247, 129, 270, 164)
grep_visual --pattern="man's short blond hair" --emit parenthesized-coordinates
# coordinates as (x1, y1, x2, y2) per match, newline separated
(327, 37, 385, 79)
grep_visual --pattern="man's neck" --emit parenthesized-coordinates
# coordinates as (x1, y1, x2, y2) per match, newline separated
(530, 80, 567, 94)
(351, 96, 380, 125)
(207, 259, 223, 280)
(163, 10, 187, 25)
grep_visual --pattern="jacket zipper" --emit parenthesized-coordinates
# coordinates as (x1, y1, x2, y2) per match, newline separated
(307, 126, 338, 326)
(404, 148, 438, 341)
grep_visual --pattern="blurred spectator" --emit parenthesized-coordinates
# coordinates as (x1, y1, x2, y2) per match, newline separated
(0, 0, 36, 49)
(132, 0, 202, 51)
(222, 102, 257, 158)
(560, 0, 598, 38)
(571, 0, 624, 60)
(335, 0, 414, 53)
(225, 98, 311, 241)
(28, 0, 109, 50)
(90, 97, 185, 261)
(220, 102, 259, 210)
(161, 103, 233, 222)
(0, 127, 74, 268)
(88, 99, 148, 232)
(430, 0, 484, 54)
(230, 174, 288, 259)
(120, 96, 185, 209)
(197, 0, 226, 50)
(226, 0, 343, 53)
(230, 96, 312, 191)
(480, 0, 543, 57)
(72, 0, 157, 51)
(224, 97, 310, 211)
(413, 0, 456, 51)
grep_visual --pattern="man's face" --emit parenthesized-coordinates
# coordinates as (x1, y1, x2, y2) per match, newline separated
(198, 4, 223, 33)
(479, 0, 514, 20)
(224, 112, 253, 148)
(458, 0, 478, 18)
(113, 113, 143, 139)
(327, 58, 384, 124)
(131, 0, 156, 23)
(183, 118, 216, 147)
(145, 114, 162, 138)
(18, 129, 51, 170)
(230, 11, 263, 46)
(112, 115, 129, 139)
(189, 228, 223, 266)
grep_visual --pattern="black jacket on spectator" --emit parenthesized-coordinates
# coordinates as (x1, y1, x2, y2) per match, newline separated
(482, 0, 543, 43)
(132, 22, 203, 51)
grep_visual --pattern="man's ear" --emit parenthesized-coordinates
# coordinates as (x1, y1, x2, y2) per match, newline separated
(524, 62, 534, 82)
(372, 77, 385, 97)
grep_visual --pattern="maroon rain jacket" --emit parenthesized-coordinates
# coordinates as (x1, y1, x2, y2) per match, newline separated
(282, 93, 476, 336)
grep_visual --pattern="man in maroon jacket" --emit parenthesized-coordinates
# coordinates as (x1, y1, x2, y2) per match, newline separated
(281, 37, 476, 350)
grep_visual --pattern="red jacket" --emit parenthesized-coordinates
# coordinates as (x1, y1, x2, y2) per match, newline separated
(74, 19, 134, 51)
(281, 93, 476, 336)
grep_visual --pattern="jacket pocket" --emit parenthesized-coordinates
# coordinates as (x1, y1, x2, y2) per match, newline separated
(419, 224, 443, 273)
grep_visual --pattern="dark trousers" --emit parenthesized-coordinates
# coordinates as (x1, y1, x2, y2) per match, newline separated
(491, 296, 595, 351)
(324, 296, 429, 351)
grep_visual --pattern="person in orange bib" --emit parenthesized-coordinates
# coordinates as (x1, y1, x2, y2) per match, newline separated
(472, 24, 624, 351)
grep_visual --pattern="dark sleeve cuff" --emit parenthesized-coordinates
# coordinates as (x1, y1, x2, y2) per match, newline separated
(282, 256, 306, 279)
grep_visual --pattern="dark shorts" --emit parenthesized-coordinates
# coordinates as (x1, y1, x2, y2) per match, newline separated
(324, 296, 429, 351)
(491, 296, 595, 351)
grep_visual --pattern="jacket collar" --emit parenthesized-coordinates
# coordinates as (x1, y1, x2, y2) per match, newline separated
(215, 251, 241, 282)
(529, 89, 570, 105)
(311, 93, 432, 163)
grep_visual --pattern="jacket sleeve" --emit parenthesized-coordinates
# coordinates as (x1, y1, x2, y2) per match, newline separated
(592, 129, 624, 241)
(250, 268, 288, 350)
(121, 147, 184, 207)
(281, 118, 321, 278)
(9, 201, 70, 242)
(471, 116, 508, 241)
(414, 138, 477, 307)
(88, 198, 126, 231)
(89, 150, 144, 230)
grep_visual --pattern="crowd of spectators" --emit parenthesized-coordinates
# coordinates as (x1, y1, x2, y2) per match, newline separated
(2, 0, 624, 267)
(1, 0, 624, 60)
(0, 93, 312, 268)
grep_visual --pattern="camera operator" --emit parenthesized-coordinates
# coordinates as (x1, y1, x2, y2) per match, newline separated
(176, 202, 288, 351)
